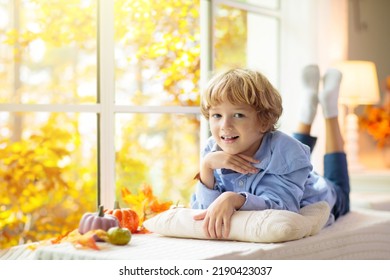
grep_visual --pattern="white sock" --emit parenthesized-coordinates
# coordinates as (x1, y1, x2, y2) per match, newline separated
(300, 65, 320, 125)
(319, 68, 342, 118)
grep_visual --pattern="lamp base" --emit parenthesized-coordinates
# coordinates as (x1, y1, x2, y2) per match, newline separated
(345, 110, 365, 173)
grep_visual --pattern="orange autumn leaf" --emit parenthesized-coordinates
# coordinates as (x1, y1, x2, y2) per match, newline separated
(51, 230, 72, 244)
(121, 184, 173, 226)
(73, 232, 101, 250)
(360, 104, 390, 147)
(137, 225, 151, 234)
(57, 229, 107, 250)
(121, 187, 131, 197)
(150, 199, 172, 213)
(26, 229, 108, 251)
(360, 78, 390, 148)
(26, 231, 71, 251)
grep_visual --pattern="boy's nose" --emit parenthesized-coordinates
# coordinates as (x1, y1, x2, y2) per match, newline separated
(221, 118, 233, 131)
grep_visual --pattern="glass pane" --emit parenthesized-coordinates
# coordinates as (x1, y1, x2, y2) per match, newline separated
(0, 112, 97, 248)
(214, 4, 279, 86)
(115, 113, 200, 206)
(0, 0, 97, 104)
(114, 0, 200, 106)
(214, 5, 247, 70)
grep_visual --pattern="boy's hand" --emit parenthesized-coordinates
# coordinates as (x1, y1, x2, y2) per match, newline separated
(193, 192, 245, 239)
(204, 151, 259, 174)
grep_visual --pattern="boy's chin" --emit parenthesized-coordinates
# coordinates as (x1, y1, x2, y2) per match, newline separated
(220, 147, 241, 155)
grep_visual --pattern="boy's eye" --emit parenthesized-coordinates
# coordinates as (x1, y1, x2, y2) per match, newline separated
(211, 114, 222, 119)
(233, 113, 245, 118)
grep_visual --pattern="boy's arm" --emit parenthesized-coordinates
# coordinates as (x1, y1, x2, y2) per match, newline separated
(200, 152, 259, 188)
(192, 151, 259, 209)
(199, 154, 216, 189)
(239, 169, 309, 213)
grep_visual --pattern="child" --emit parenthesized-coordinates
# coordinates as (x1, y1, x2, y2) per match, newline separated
(191, 66, 350, 239)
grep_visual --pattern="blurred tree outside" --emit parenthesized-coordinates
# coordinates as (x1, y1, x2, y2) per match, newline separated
(0, 113, 97, 248)
(0, 0, 99, 249)
(214, 4, 247, 70)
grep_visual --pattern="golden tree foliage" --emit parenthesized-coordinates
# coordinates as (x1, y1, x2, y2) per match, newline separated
(1, 0, 97, 104)
(114, 0, 200, 106)
(10, 0, 97, 49)
(214, 5, 247, 70)
(0, 114, 96, 249)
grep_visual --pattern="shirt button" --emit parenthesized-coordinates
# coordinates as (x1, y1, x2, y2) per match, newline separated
(239, 180, 244, 187)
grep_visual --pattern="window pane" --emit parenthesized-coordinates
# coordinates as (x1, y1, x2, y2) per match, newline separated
(0, 112, 97, 248)
(214, 5, 247, 70)
(115, 113, 200, 205)
(214, 4, 279, 86)
(0, 0, 97, 104)
(114, 0, 200, 106)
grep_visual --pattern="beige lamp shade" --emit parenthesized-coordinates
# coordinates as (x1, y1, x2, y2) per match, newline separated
(335, 61, 380, 106)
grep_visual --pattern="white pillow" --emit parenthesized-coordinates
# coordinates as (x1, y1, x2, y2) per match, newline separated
(143, 201, 330, 243)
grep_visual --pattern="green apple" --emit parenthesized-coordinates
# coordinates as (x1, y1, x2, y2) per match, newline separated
(107, 226, 131, 245)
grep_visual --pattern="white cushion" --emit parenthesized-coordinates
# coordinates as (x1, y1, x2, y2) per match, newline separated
(143, 201, 330, 243)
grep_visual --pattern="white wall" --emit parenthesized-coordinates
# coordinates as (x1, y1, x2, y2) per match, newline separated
(279, 0, 348, 173)
(348, 0, 390, 103)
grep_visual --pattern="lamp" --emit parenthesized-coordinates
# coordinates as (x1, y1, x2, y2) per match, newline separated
(335, 60, 380, 171)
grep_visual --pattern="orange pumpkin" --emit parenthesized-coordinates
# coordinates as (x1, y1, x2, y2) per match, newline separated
(105, 201, 139, 233)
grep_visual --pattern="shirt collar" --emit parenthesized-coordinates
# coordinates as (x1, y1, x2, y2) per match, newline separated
(253, 132, 272, 170)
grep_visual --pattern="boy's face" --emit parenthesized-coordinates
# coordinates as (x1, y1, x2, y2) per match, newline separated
(209, 101, 264, 157)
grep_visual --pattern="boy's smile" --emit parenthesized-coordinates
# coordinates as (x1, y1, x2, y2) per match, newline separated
(209, 101, 265, 156)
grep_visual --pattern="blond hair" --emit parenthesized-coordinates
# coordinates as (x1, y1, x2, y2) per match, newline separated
(201, 68, 283, 132)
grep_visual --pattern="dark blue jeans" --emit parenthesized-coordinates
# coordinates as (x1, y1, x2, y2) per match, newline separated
(293, 133, 350, 220)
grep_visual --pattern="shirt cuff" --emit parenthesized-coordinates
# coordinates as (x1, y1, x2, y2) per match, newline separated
(238, 192, 267, 211)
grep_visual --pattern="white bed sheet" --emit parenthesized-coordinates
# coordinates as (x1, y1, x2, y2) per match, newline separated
(2, 208, 390, 260)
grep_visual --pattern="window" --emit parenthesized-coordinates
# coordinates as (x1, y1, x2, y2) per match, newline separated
(0, 0, 281, 248)
(112, 0, 201, 207)
(0, 0, 99, 248)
